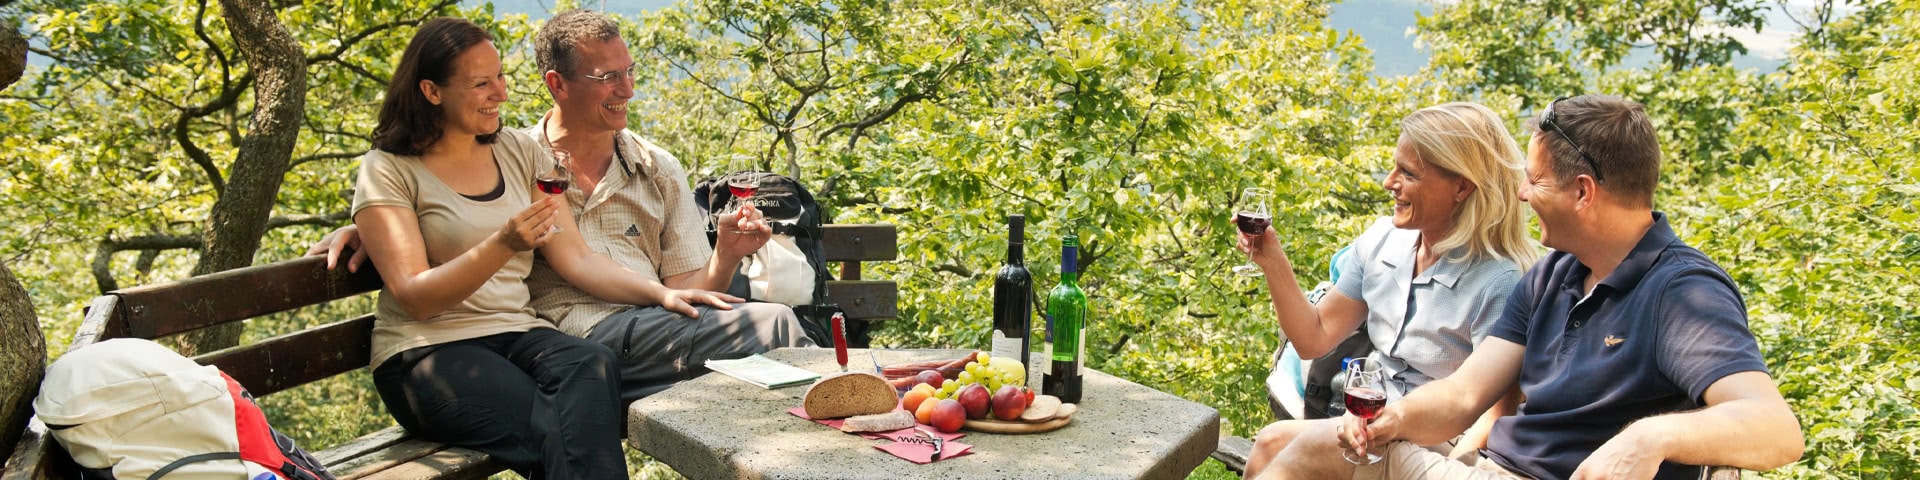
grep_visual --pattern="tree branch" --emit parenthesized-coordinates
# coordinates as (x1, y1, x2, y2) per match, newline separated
(290, 151, 363, 167)
(931, 263, 974, 277)
(92, 234, 201, 293)
(193, 0, 233, 95)
(265, 211, 351, 229)
(304, 0, 457, 65)
(816, 92, 927, 145)
(652, 44, 777, 125)
(87, 210, 348, 293)
(176, 113, 226, 194)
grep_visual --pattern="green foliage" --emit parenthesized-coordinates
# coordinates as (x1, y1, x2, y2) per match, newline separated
(5, 0, 1916, 478)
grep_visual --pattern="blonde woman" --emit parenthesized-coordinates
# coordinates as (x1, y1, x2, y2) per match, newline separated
(1236, 102, 1539, 479)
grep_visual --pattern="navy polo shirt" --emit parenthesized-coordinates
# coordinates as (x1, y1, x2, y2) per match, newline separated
(1482, 213, 1769, 480)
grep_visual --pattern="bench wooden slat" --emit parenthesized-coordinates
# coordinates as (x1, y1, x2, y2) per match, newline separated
(193, 315, 374, 397)
(76, 295, 123, 343)
(823, 280, 898, 320)
(326, 437, 450, 480)
(820, 224, 896, 262)
(317, 426, 414, 466)
(353, 448, 501, 480)
(319, 427, 500, 480)
(1212, 434, 1254, 474)
(0, 419, 59, 480)
(113, 255, 381, 339)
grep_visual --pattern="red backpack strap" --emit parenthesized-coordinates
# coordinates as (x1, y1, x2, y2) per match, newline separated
(220, 373, 329, 480)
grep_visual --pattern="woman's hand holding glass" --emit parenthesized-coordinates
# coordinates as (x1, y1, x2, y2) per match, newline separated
(496, 197, 560, 252)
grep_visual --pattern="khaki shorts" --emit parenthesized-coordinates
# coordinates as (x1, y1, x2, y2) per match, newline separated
(1352, 442, 1528, 480)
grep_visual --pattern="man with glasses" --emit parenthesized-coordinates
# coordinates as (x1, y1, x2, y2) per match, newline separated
(523, 9, 814, 404)
(1257, 94, 1803, 480)
(314, 9, 814, 404)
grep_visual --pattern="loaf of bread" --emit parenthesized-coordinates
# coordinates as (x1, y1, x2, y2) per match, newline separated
(802, 372, 897, 419)
(839, 410, 916, 433)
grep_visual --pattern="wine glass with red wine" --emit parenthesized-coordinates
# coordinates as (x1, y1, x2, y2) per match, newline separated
(719, 169, 761, 235)
(1341, 358, 1387, 465)
(1231, 187, 1273, 276)
(537, 149, 572, 196)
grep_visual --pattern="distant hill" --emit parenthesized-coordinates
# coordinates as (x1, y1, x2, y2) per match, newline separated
(1326, 0, 1804, 76)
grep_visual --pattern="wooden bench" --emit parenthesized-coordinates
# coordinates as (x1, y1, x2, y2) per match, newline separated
(2, 224, 898, 480)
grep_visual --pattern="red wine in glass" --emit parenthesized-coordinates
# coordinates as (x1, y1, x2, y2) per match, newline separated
(725, 182, 756, 199)
(1344, 387, 1387, 418)
(1234, 212, 1272, 235)
(536, 177, 570, 195)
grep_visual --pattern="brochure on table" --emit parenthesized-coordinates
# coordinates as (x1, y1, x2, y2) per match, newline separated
(706, 354, 820, 389)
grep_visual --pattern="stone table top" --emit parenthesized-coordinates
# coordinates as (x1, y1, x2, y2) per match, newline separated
(627, 348, 1220, 480)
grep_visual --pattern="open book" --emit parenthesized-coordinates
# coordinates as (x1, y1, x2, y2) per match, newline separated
(706, 354, 821, 389)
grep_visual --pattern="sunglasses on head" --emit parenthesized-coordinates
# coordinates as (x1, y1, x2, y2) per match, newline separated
(1539, 96, 1603, 183)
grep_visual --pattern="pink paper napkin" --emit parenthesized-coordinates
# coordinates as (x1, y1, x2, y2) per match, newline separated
(786, 407, 973, 462)
(876, 438, 973, 464)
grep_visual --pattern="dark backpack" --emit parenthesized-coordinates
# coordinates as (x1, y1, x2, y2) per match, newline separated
(693, 171, 849, 345)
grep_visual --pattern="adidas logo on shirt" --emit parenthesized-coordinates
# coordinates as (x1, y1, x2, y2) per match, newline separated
(624, 225, 642, 237)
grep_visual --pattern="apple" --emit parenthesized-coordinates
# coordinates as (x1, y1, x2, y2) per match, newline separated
(991, 385, 1030, 421)
(915, 369, 945, 389)
(956, 383, 991, 420)
(930, 399, 966, 433)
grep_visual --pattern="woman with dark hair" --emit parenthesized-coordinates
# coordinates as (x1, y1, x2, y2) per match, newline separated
(351, 18, 738, 478)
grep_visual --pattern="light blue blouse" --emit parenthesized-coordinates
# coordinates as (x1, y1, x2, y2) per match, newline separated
(1333, 217, 1523, 398)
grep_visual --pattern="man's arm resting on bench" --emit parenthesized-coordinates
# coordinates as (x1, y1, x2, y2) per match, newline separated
(1573, 371, 1803, 478)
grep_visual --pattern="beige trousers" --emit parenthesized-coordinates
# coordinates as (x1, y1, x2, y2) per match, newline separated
(1353, 442, 1529, 480)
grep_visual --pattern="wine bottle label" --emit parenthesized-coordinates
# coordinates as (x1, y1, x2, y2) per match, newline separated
(1033, 344, 1051, 395)
(990, 332, 1025, 387)
(1076, 325, 1088, 375)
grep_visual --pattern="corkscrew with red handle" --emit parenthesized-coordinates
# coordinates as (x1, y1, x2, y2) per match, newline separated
(831, 312, 848, 372)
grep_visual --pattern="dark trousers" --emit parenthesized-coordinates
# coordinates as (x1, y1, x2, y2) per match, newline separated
(372, 328, 626, 479)
(586, 302, 815, 403)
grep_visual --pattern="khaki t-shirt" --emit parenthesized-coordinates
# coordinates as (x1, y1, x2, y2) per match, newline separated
(351, 129, 558, 368)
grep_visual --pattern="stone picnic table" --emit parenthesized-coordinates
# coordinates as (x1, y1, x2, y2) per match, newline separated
(626, 347, 1221, 479)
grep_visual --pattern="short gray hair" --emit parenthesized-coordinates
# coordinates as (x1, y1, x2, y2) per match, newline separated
(534, 9, 622, 76)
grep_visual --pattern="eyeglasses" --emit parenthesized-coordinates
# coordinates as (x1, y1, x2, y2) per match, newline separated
(1538, 96, 1603, 183)
(576, 64, 638, 86)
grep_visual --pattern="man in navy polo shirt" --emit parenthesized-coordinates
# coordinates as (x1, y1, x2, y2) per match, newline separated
(1260, 95, 1803, 480)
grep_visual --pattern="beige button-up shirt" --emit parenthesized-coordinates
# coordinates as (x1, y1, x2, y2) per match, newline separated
(524, 115, 713, 337)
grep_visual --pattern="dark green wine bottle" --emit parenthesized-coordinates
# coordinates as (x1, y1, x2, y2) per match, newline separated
(1042, 233, 1087, 403)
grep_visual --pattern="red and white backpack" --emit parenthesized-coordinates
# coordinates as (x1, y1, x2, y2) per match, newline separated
(34, 338, 334, 480)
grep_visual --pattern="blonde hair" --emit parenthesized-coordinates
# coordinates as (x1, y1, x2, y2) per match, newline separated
(1398, 102, 1540, 269)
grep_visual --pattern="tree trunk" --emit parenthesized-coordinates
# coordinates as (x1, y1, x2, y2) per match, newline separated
(1, 17, 24, 91)
(0, 260, 46, 453)
(174, 0, 308, 355)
